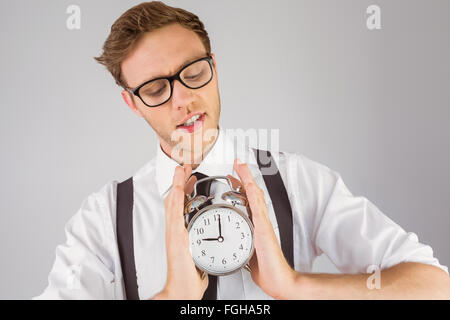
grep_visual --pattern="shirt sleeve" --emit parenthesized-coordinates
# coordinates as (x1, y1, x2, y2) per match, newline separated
(32, 185, 118, 299)
(294, 153, 449, 275)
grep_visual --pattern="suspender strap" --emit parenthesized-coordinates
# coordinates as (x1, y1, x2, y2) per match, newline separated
(253, 149, 295, 269)
(116, 177, 140, 300)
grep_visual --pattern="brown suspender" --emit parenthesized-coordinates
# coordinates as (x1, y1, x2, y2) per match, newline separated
(116, 177, 139, 300)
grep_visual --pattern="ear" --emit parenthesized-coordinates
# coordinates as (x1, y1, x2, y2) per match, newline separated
(210, 53, 217, 73)
(121, 89, 144, 117)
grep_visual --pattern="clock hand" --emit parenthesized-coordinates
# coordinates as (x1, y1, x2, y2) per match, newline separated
(218, 215, 224, 242)
(201, 237, 219, 241)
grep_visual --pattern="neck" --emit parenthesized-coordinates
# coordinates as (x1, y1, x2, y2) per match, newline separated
(160, 129, 219, 170)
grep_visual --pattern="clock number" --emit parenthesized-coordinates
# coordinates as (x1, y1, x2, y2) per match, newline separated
(196, 239, 201, 246)
(239, 244, 243, 250)
(233, 253, 237, 260)
(222, 258, 227, 265)
(204, 218, 210, 226)
(196, 228, 204, 235)
(201, 250, 206, 256)
(228, 215, 231, 222)
(210, 256, 215, 263)
(236, 222, 240, 229)
(241, 232, 245, 239)
(214, 214, 220, 221)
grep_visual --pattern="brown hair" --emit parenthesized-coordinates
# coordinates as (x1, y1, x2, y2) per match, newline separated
(94, 1, 211, 88)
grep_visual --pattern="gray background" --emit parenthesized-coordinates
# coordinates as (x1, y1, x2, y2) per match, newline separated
(0, 0, 449, 299)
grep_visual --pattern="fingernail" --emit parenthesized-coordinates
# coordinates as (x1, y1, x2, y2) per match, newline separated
(236, 158, 243, 164)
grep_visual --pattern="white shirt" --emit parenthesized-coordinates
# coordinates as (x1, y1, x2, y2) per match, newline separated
(34, 129, 448, 299)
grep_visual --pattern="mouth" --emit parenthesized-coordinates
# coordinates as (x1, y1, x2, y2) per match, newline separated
(176, 112, 206, 133)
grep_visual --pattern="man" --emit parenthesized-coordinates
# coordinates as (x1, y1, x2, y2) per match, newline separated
(35, 1, 449, 300)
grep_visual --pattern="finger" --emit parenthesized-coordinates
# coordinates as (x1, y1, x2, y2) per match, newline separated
(233, 159, 270, 224)
(233, 158, 256, 188)
(166, 166, 188, 224)
(226, 174, 243, 192)
(183, 164, 192, 183)
(185, 175, 197, 195)
(233, 159, 263, 205)
(172, 165, 186, 190)
(183, 164, 195, 195)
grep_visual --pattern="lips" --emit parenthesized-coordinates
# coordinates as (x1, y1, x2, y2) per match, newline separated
(176, 113, 205, 133)
(177, 112, 205, 127)
(179, 114, 201, 127)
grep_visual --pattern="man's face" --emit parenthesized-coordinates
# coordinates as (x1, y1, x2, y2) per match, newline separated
(121, 23, 221, 159)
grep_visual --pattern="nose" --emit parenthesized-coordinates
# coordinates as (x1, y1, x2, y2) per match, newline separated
(170, 79, 194, 110)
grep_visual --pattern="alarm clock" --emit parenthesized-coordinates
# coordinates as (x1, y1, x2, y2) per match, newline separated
(184, 175, 254, 276)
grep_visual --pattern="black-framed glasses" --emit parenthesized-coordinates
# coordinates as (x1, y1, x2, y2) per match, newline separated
(126, 55, 214, 108)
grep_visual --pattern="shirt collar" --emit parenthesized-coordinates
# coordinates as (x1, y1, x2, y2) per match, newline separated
(155, 128, 259, 197)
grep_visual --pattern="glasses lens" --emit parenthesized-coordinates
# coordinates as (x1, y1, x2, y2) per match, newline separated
(180, 59, 213, 89)
(139, 79, 171, 106)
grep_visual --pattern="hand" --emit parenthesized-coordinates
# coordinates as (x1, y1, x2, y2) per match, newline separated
(152, 165, 208, 300)
(229, 158, 298, 299)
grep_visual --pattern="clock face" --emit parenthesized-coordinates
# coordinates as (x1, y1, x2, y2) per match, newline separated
(188, 204, 254, 276)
